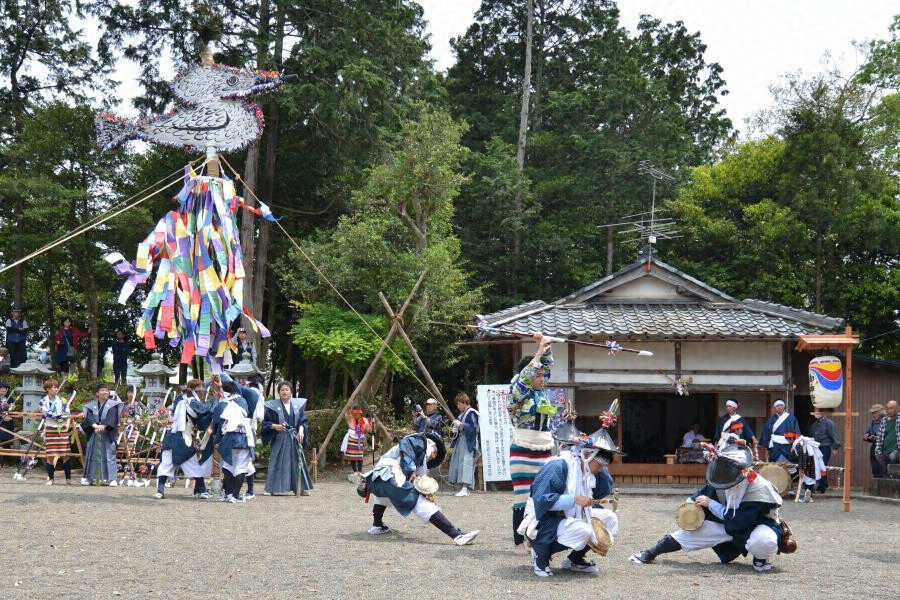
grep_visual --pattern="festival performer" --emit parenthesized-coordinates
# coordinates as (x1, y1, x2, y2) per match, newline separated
(118, 385, 144, 463)
(448, 392, 479, 497)
(759, 399, 801, 470)
(791, 436, 826, 504)
(81, 382, 122, 486)
(508, 333, 557, 553)
(213, 381, 255, 503)
(262, 381, 313, 496)
(341, 406, 370, 483)
(630, 442, 784, 572)
(362, 431, 478, 545)
(520, 422, 620, 577)
(154, 379, 215, 500)
(237, 383, 262, 500)
(0, 382, 14, 455)
(714, 400, 758, 458)
(39, 379, 73, 485)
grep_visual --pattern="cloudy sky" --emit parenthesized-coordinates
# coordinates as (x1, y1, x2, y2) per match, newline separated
(418, 0, 897, 133)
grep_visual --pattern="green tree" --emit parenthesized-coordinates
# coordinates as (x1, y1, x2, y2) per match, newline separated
(278, 112, 482, 404)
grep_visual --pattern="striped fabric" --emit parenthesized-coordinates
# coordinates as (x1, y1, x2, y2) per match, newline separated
(343, 431, 366, 462)
(43, 428, 70, 456)
(510, 443, 552, 508)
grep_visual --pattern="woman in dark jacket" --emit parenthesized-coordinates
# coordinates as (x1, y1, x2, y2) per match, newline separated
(54, 317, 88, 373)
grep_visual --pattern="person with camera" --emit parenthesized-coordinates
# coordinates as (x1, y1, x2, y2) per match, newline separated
(413, 398, 443, 435)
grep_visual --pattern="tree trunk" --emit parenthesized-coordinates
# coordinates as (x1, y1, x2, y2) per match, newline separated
(532, 0, 545, 132)
(512, 0, 534, 282)
(240, 143, 260, 322)
(304, 358, 317, 402)
(606, 225, 615, 274)
(326, 367, 336, 401)
(44, 274, 55, 369)
(815, 232, 823, 313)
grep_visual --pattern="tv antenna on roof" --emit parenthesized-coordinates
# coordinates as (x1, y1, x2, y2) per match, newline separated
(622, 162, 681, 249)
(598, 161, 681, 253)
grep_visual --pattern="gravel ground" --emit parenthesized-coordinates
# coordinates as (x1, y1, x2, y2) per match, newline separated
(1, 474, 897, 600)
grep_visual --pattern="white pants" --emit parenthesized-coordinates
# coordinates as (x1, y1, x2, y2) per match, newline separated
(672, 520, 778, 560)
(157, 450, 206, 478)
(556, 508, 619, 551)
(222, 449, 253, 476)
(371, 494, 440, 522)
(199, 456, 213, 478)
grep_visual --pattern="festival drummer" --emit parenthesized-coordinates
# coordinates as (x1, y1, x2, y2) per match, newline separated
(630, 442, 786, 572)
(361, 431, 479, 545)
(759, 398, 801, 474)
(519, 422, 621, 577)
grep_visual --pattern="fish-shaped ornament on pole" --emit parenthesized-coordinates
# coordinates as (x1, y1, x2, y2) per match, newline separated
(98, 43, 295, 373)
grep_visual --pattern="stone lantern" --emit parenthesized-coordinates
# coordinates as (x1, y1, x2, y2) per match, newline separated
(136, 352, 177, 411)
(11, 352, 56, 432)
(226, 352, 264, 383)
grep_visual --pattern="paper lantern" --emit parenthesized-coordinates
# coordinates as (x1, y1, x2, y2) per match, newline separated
(809, 356, 843, 408)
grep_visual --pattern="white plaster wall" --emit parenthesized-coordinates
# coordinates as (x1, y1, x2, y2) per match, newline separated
(603, 276, 681, 299)
(520, 341, 569, 382)
(575, 341, 676, 370)
(682, 341, 782, 371)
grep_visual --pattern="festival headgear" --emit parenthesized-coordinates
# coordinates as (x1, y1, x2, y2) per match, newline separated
(425, 398, 437, 405)
(705, 443, 753, 490)
(423, 431, 446, 470)
(10, 304, 21, 311)
(773, 399, 785, 407)
(95, 382, 111, 393)
(725, 399, 738, 409)
(588, 427, 625, 459)
(870, 404, 884, 414)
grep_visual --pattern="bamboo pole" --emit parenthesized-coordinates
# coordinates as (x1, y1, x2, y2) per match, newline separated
(316, 270, 428, 467)
(378, 292, 455, 421)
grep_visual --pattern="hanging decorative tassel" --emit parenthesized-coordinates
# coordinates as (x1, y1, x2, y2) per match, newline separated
(105, 165, 272, 372)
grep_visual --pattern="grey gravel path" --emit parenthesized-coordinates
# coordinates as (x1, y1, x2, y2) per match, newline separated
(1, 476, 896, 599)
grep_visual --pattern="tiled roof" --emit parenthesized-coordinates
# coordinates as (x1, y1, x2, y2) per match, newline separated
(484, 302, 841, 339)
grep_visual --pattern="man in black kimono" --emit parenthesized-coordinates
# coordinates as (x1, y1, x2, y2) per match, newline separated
(630, 443, 784, 572)
(80, 382, 122, 486)
(262, 381, 313, 496)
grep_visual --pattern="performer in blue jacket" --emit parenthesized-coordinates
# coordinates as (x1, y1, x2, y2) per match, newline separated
(363, 431, 478, 545)
(521, 422, 621, 577)
(759, 399, 801, 464)
(213, 381, 254, 503)
(630, 442, 784, 572)
(154, 379, 214, 499)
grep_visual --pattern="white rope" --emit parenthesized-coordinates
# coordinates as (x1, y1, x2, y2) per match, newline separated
(0, 169, 191, 276)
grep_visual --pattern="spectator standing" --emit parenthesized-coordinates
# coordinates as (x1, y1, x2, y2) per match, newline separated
(5, 304, 29, 368)
(875, 400, 899, 469)
(864, 404, 885, 478)
(111, 329, 130, 385)
(230, 327, 258, 365)
(54, 317, 89, 374)
(0, 347, 10, 375)
(414, 398, 444, 435)
(809, 411, 841, 493)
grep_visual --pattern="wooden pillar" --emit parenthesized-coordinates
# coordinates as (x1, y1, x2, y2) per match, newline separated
(843, 327, 853, 513)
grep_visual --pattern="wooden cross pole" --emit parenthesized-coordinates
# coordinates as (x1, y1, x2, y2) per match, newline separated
(377, 292, 455, 421)
(316, 270, 428, 468)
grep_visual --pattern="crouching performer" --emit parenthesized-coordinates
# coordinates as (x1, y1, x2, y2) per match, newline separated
(521, 422, 621, 577)
(155, 379, 213, 499)
(630, 442, 785, 572)
(363, 431, 479, 546)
